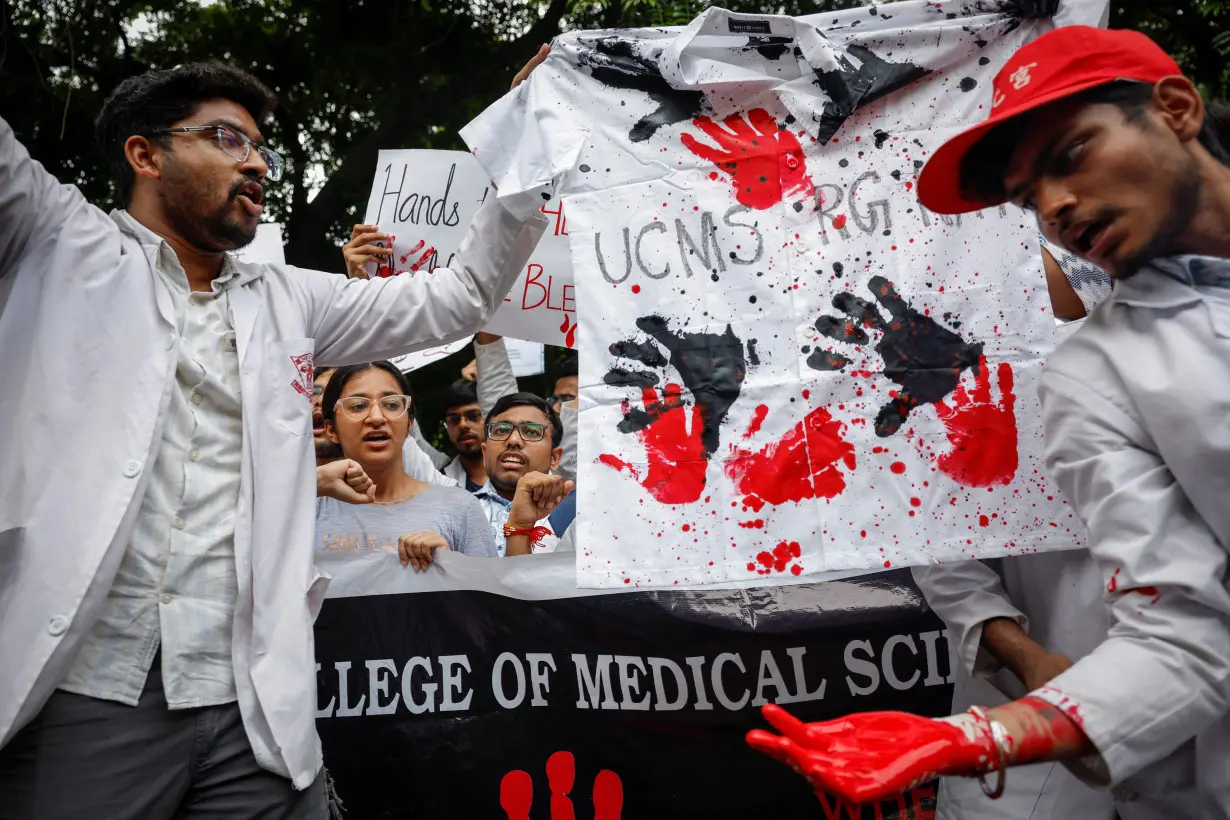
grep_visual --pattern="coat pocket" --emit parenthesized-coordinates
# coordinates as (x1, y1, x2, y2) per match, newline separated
(266, 338, 316, 436)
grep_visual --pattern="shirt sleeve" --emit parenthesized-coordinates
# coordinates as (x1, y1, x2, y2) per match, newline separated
(409, 420, 450, 470)
(456, 494, 498, 558)
(402, 436, 459, 487)
(910, 560, 1029, 679)
(557, 401, 578, 485)
(295, 196, 548, 365)
(0, 116, 96, 278)
(1031, 369, 1230, 786)
(474, 336, 519, 418)
(459, 42, 594, 220)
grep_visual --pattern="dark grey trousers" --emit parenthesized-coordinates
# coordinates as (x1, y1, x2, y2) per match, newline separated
(0, 662, 327, 820)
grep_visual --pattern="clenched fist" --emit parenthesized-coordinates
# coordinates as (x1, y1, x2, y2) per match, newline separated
(317, 459, 375, 504)
(508, 472, 574, 530)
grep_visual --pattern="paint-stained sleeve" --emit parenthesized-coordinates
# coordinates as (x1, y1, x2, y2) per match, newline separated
(474, 336, 520, 419)
(911, 561, 1028, 679)
(1031, 368, 1230, 786)
(459, 43, 594, 220)
(299, 195, 547, 365)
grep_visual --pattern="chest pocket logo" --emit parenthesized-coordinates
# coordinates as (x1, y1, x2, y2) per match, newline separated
(290, 353, 315, 400)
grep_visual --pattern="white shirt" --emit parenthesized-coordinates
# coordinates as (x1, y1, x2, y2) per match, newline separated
(0, 115, 547, 789)
(1031, 256, 1230, 814)
(59, 213, 243, 709)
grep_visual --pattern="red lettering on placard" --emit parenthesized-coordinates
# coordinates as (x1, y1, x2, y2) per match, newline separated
(541, 201, 568, 237)
(522, 264, 548, 310)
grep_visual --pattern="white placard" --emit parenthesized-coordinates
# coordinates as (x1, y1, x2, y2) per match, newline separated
(505, 338, 545, 378)
(230, 223, 285, 266)
(361, 150, 576, 348)
(390, 336, 473, 374)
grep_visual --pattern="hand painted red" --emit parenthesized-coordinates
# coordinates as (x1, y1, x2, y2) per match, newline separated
(681, 108, 815, 210)
(598, 384, 708, 504)
(500, 751, 623, 820)
(725, 404, 856, 514)
(746, 705, 992, 805)
(932, 356, 1018, 487)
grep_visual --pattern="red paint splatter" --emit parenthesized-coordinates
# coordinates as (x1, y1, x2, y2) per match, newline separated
(979, 515, 989, 527)
(883, 560, 892, 568)
(832, 214, 847, 229)
(790, 564, 803, 576)
(1107, 568, 1121, 594)
(933, 357, 1018, 487)
(499, 770, 532, 820)
(681, 524, 690, 532)
(745, 404, 770, 438)
(725, 407, 856, 512)
(755, 541, 803, 575)
(890, 461, 906, 475)
(597, 385, 707, 504)
(1132, 586, 1159, 596)
(738, 519, 765, 529)
(909, 497, 921, 507)
(680, 108, 815, 210)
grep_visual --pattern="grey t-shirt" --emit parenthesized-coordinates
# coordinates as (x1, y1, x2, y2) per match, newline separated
(316, 483, 497, 559)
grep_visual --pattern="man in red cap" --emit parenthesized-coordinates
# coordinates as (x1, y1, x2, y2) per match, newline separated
(747, 25, 1230, 815)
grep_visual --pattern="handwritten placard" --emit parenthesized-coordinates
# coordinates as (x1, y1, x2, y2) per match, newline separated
(390, 337, 473, 374)
(362, 150, 576, 347)
(230, 223, 285, 266)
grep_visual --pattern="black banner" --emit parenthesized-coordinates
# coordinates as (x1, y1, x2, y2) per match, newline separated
(314, 567, 952, 819)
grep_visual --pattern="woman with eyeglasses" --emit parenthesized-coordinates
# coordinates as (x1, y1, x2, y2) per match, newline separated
(315, 361, 496, 570)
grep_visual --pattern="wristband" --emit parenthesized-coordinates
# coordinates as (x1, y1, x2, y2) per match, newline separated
(503, 523, 552, 549)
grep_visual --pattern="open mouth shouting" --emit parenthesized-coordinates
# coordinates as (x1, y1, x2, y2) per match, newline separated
(498, 451, 528, 471)
(235, 178, 265, 218)
(312, 410, 326, 438)
(362, 429, 393, 451)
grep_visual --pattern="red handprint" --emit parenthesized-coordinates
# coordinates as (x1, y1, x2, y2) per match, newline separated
(598, 384, 708, 505)
(500, 751, 623, 820)
(681, 108, 815, 211)
(725, 405, 857, 513)
(931, 356, 1018, 487)
(399, 239, 436, 272)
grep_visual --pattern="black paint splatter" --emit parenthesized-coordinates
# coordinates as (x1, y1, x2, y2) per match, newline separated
(606, 316, 747, 457)
(747, 339, 761, 367)
(979, 56, 991, 66)
(746, 36, 792, 61)
(810, 44, 931, 144)
(890, 169, 902, 181)
(808, 277, 983, 437)
(833, 262, 844, 278)
(959, 77, 978, 92)
(873, 129, 891, 149)
(578, 38, 706, 143)
(579, 164, 592, 172)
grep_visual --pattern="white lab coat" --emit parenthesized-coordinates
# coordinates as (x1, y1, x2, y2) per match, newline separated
(913, 555, 1175, 819)
(0, 116, 546, 788)
(1032, 256, 1230, 815)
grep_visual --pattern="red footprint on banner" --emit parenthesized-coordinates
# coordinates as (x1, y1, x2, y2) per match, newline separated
(680, 108, 815, 210)
(931, 356, 1018, 487)
(500, 751, 623, 820)
(598, 384, 708, 505)
(560, 314, 579, 349)
(725, 405, 856, 513)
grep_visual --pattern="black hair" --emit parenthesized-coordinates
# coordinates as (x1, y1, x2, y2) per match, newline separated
(95, 61, 277, 204)
(320, 361, 415, 424)
(441, 378, 479, 411)
(556, 355, 578, 380)
(314, 365, 335, 379)
(485, 392, 563, 448)
(959, 80, 1230, 206)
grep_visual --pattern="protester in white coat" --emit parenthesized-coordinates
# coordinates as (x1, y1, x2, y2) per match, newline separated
(748, 26, 1230, 814)
(0, 55, 547, 818)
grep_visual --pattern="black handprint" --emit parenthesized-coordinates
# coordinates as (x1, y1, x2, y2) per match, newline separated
(603, 315, 747, 458)
(806, 276, 983, 438)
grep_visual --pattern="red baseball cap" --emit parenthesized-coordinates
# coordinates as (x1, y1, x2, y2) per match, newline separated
(916, 26, 1183, 215)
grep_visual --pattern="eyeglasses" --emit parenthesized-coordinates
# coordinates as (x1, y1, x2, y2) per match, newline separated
(486, 421, 549, 443)
(335, 395, 412, 421)
(445, 410, 483, 426)
(312, 384, 325, 397)
(547, 394, 577, 409)
(155, 125, 283, 181)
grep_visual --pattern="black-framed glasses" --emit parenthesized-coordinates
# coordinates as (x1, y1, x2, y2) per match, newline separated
(445, 410, 484, 426)
(486, 421, 549, 443)
(155, 125, 283, 180)
(336, 395, 412, 421)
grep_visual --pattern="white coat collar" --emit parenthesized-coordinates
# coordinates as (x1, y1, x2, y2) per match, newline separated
(110, 209, 267, 291)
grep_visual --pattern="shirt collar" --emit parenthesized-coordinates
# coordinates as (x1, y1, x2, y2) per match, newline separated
(474, 481, 512, 508)
(111, 209, 252, 292)
(654, 7, 929, 141)
(1112, 255, 1230, 309)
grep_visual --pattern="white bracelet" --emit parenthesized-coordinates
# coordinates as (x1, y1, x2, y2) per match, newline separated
(968, 705, 1008, 799)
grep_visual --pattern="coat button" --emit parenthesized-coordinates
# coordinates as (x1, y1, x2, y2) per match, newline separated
(123, 460, 142, 478)
(48, 616, 68, 636)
